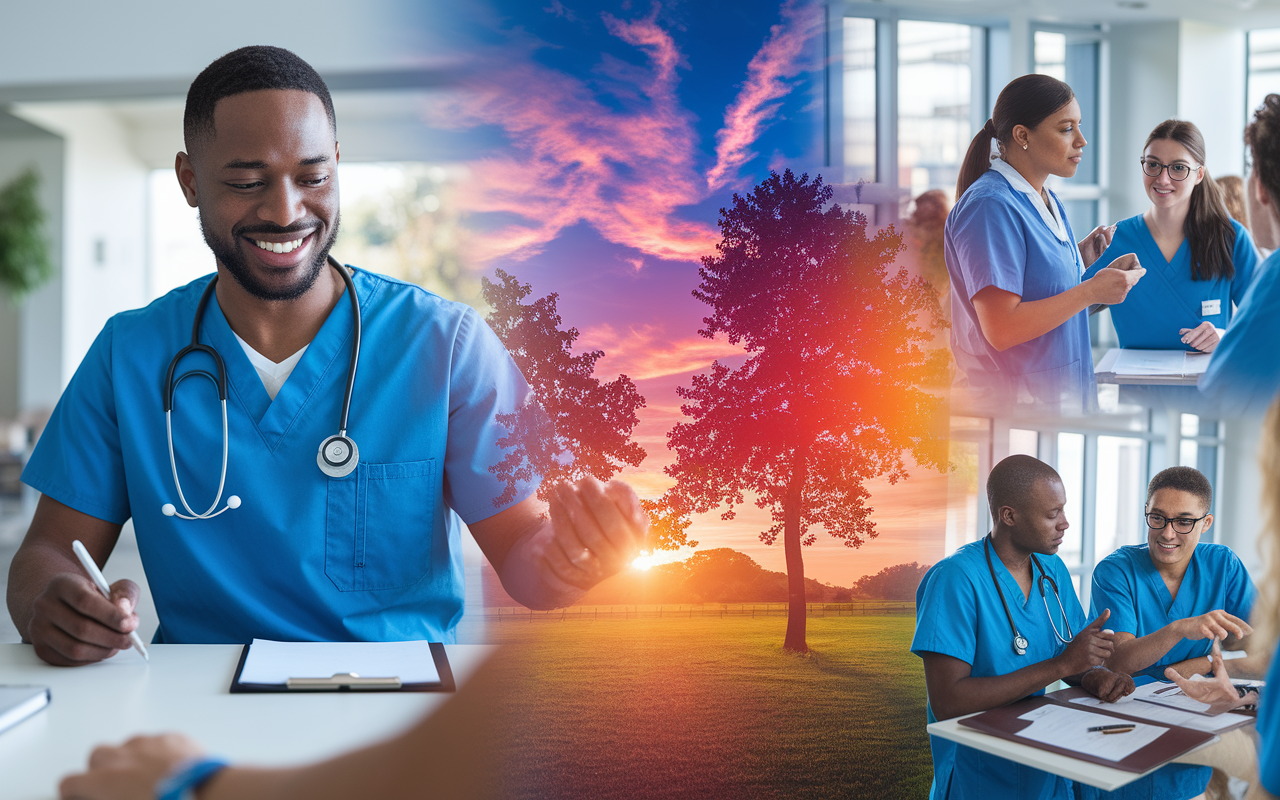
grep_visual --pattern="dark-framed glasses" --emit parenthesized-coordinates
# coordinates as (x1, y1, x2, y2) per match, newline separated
(1140, 158, 1197, 181)
(1144, 512, 1208, 534)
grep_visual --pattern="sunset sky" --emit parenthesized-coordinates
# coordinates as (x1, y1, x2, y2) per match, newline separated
(434, 0, 949, 586)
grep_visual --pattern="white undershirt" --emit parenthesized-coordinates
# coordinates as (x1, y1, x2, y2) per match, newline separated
(232, 332, 308, 401)
(989, 157, 1069, 243)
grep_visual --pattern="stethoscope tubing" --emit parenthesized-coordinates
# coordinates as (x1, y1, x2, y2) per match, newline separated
(163, 257, 361, 518)
(984, 534, 1075, 655)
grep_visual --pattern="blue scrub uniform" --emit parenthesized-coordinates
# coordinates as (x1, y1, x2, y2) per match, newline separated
(1079, 543, 1256, 800)
(22, 268, 537, 644)
(1201, 248, 1280, 415)
(946, 169, 1095, 414)
(913, 539, 1087, 800)
(1259, 645, 1280, 794)
(1081, 216, 1258, 350)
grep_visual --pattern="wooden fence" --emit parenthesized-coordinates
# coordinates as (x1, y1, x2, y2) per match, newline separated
(481, 602, 915, 622)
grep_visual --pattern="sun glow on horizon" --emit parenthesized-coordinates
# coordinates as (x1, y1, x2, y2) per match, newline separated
(631, 547, 697, 571)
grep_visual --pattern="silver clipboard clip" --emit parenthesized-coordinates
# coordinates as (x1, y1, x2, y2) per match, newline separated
(286, 672, 403, 691)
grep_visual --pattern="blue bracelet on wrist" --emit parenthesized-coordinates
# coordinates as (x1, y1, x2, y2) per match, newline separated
(155, 757, 228, 800)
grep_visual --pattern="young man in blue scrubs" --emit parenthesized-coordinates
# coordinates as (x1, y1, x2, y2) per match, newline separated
(5, 47, 648, 665)
(913, 455, 1134, 800)
(1080, 466, 1257, 800)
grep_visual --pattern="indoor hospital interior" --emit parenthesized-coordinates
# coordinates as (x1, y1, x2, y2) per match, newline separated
(3, 0, 1280, 631)
(826, 0, 1280, 608)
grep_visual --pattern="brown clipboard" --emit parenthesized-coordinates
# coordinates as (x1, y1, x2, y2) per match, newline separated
(958, 695, 1217, 773)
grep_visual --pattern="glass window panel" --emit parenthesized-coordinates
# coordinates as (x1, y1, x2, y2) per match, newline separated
(1179, 439, 1199, 468)
(1180, 413, 1200, 437)
(1249, 30, 1280, 122)
(947, 439, 983, 551)
(1065, 40, 1099, 185)
(1009, 428, 1038, 457)
(1095, 437, 1145, 560)
(1034, 32, 1067, 81)
(843, 17, 877, 182)
(898, 20, 973, 198)
(1061, 199, 1098, 234)
(1057, 432, 1085, 565)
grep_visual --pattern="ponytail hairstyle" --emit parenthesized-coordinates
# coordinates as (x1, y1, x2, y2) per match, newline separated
(1145, 120, 1236, 281)
(955, 74, 1075, 201)
(1246, 94, 1280, 236)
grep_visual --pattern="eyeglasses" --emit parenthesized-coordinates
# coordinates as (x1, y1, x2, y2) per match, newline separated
(1140, 159, 1198, 181)
(1144, 512, 1208, 534)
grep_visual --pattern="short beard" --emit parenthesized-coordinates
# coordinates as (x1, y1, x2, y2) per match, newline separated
(201, 214, 340, 302)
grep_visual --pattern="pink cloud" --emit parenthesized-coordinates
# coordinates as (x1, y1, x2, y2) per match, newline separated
(431, 14, 719, 264)
(578, 322, 747, 380)
(706, 0, 820, 192)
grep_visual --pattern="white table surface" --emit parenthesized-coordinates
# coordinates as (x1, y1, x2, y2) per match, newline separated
(928, 713, 1222, 791)
(0, 643, 493, 800)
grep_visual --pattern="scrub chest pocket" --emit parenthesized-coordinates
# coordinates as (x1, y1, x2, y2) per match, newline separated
(325, 459, 437, 591)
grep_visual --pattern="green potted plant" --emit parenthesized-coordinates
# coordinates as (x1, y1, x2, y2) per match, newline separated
(0, 167, 52, 297)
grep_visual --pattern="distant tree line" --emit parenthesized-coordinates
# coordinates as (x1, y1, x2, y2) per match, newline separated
(480, 549, 932, 606)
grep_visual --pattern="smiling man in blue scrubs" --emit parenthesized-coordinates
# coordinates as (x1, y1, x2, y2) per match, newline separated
(1080, 466, 1257, 800)
(913, 455, 1134, 800)
(5, 46, 648, 665)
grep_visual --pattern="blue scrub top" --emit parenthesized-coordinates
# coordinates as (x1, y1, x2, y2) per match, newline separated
(946, 169, 1095, 414)
(1081, 543, 1255, 800)
(23, 268, 537, 644)
(1201, 248, 1280, 415)
(913, 539, 1087, 800)
(1081, 216, 1258, 350)
(1259, 645, 1280, 794)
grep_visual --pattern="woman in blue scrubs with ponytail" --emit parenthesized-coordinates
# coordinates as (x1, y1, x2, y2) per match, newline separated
(1082, 120, 1258, 352)
(947, 74, 1145, 416)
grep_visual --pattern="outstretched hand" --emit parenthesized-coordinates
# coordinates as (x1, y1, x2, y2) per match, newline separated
(540, 478, 649, 592)
(1058, 609, 1116, 676)
(1163, 639, 1256, 716)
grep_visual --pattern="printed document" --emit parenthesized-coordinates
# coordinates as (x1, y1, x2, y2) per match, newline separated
(1070, 695, 1249, 733)
(1015, 704, 1166, 762)
(238, 639, 440, 685)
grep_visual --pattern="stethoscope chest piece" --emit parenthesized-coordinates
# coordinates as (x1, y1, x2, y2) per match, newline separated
(1013, 634, 1029, 656)
(318, 434, 359, 478)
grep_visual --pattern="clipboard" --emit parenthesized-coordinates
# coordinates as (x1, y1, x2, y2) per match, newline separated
(958, 695, 1216, 773)
(229, 641, 456, 693)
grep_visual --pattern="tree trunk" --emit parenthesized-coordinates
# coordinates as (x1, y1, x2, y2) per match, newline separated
(782, 454, 808, 653)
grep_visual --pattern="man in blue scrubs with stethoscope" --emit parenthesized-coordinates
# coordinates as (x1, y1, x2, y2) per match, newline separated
(5, 46, 648, 665)
(913, 455, 1135, 800)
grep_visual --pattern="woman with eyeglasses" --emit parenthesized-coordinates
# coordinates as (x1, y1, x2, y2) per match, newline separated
(1082, 120, 1259, 353)
(947, 74, 1145, 415)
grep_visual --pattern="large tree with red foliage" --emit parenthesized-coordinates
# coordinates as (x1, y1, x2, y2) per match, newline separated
(662, 170, 947, 652)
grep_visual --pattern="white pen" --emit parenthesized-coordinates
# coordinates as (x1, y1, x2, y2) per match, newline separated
(71, 540, 149, 661)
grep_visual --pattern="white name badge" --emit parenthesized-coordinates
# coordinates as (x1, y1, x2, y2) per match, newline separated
(1202, 299, 1222, 316)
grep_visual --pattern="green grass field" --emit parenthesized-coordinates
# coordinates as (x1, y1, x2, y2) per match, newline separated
(485, 615, 933, 799)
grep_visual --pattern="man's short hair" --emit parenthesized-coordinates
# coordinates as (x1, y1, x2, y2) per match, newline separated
(184, 45, 336, 153)
(1146, 466, 1213, 512)
(987, 454, 1062, 522)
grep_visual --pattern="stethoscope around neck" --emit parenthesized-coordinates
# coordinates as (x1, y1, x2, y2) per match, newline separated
(160, 256, 362, 520)
(983, 534, 1075, 656)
